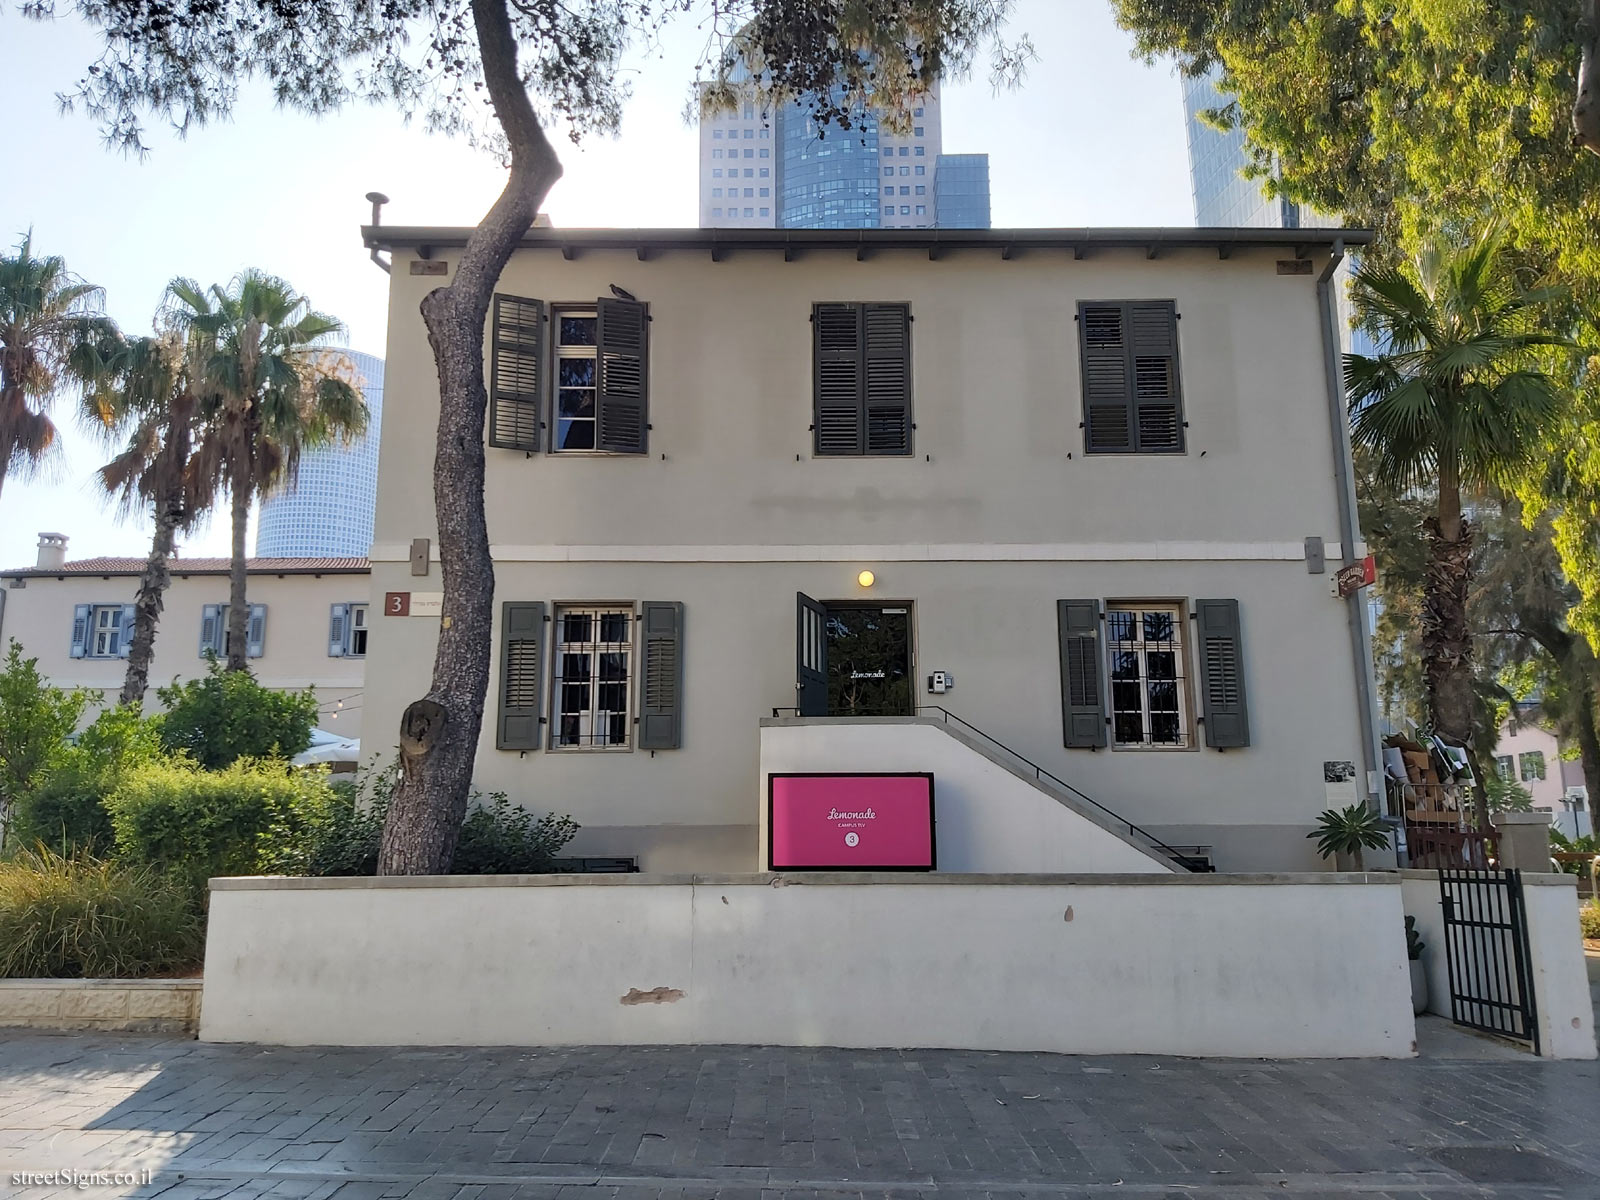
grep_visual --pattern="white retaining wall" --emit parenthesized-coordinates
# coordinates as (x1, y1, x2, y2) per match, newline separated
(1400, 870, 1596, 1059)
(203, 873, 1415, 1057)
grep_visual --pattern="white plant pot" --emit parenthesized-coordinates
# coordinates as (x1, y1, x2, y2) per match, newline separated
(1410, 957, 1429, 1016)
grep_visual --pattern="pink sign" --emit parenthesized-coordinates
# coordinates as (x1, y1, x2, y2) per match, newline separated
(768, 773, 935, 871)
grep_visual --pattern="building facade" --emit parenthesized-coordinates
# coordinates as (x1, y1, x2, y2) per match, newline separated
(698, 81, 989, 230)
(1494, 705, 1592, 839)
(255, 349, 386, 558)
(362, 223, 1378, 875)
(1, 536, 370, 738)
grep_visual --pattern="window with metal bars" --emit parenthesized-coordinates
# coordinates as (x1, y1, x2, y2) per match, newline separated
(552, 606, 633, 749)
(1106, 605, 1191, 748)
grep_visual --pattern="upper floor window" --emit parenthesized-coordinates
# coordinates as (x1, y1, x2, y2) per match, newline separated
(199, 603, 267, 659)
(329, 602, 369, 658)
(914, 126, 924, 136)
(915, 146, 925, 156)
(1496, 755, 1514, 780)
(70, 603, 132, 660)
(812, 303, 912, 457)
(1519, 750, 1547, 782)
(488, 294, 649, 456)
(1077, 300, 1184, 455)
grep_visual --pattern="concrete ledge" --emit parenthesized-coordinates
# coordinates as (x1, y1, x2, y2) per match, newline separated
(1398, 868, 1580, 888)
(0, 979, 202, 1035)
(210, 870, 1402, 891)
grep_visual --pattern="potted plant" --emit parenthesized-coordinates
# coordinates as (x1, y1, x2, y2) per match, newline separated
(1308, 803, 1391, 871)
(1405, 916, 1428, 1015)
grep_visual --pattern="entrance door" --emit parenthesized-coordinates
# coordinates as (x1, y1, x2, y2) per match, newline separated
(796, 592, 829, 717)
(824, 604, 913, 716)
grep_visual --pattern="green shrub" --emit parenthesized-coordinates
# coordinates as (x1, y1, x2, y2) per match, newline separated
(1580, 902, 1600, 941)
(10, 706, 167, 854)
(157, 659, 317, 769)
(0, 640, 93, 851)
(0, 847, 203, 978)
(106, 758, 335, 895)
(298, 758, 578, 876)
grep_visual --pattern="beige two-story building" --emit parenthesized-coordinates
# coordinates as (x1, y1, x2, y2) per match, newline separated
(362, 224, 1381, 873)
(1, 535, 370, 738)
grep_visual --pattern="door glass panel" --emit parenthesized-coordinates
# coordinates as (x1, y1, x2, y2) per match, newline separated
(824, 606, 912, 716)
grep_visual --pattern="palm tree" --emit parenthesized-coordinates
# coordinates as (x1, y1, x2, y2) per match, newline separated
(173, 272, 366, 670)
(1346, 231, 1568, 826)
(82, 311, 219, 705)
(0, 232, 117, 500)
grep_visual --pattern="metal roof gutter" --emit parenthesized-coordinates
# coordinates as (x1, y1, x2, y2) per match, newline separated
(363, 224, 1376, 258)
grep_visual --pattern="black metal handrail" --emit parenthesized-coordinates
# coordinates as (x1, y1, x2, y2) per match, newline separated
(767, 704, 1202, 871)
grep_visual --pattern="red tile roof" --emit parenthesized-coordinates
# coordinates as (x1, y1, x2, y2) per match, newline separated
(5, 556, 369, 577)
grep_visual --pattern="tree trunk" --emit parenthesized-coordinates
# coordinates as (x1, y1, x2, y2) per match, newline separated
(226, 466, 250, 671)
(1422, 480, 1479, 824)
(376, 0, 563, 875)
(1577, 0, 1600, 155)
(121, 497, 177, 705)
(1574, 681, 1600, 839)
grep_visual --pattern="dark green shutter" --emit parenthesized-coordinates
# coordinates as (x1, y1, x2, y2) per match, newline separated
(814, 303, 864, 455)
(638, 601, 684, 749)
(1079, 300, 1184, 454)
(1129, 301, 1184, 452)
(497, 601, 545, 750)
(488, 294, 544, 451)
(1079, 303, 1133, 453)
(1058, 599, 1106, 748)
(1195, 598, 1250, 748)
(597, 297, 648, 453)
(863, 303, 912, 455)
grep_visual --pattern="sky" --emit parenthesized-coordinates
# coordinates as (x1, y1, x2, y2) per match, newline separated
(0, 0, 1194, 570)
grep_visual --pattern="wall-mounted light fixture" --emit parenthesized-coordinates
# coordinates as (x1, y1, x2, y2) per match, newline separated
(857, 570, 876, 588)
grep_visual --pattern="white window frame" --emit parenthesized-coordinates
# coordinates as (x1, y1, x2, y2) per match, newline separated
(348, 603, 370, 657)
(550, 603, 635, 751)
(1105, 602, 1194, 750)
(550, 307, 599, 453)
(1519, 750, 1546, 782)
(88, 604, 124, 659)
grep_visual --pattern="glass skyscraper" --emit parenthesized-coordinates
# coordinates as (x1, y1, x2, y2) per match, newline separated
(698, 75, 989, 230)
(933, 154, 991, 229)
(255, 349, 384, 558)
(1181, 70, 1299, 228)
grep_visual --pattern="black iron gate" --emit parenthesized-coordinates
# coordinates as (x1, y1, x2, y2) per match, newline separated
(1438, 868, 1539, 1053)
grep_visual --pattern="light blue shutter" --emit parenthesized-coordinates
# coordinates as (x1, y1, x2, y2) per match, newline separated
(329, 603, 348, 657)
(199, 604, 221, 657)
(118, 603, 136, 658)
(70, 604, 90, 658)
(246, 604, 267, 659)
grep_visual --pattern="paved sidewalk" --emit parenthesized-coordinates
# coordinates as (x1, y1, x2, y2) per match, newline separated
(3, 1032, 1600, 1200)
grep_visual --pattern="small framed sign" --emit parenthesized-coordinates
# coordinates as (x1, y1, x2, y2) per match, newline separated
(768, 772, 935, 872)
(383, 591, 410, 617)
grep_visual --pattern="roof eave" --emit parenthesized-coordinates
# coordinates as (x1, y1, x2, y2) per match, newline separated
(362, 225, 1376, 256)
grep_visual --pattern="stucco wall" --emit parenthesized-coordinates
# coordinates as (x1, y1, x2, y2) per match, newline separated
(201, 873, 1415, 1057)
(362, 557, 1361, 872)
(757, 718, 1174, 873)
(0, 570, 369, 737)
(1399, 871, 1595, 1059)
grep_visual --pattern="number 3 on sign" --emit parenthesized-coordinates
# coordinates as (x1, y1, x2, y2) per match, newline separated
(384, 591, 411, 617)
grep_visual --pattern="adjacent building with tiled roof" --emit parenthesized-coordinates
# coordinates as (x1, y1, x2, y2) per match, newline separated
(0, 533, 372, 740)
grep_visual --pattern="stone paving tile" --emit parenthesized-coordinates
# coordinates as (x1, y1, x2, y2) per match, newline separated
(1, 1034, 1599, 1199)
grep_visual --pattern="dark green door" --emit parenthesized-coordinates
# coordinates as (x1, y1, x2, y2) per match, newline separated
(824, 605, 913, 716)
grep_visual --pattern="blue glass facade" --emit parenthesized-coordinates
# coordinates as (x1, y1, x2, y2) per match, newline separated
(1181, 70, 1298, 228)
(255, 350, 384, 558)
(934, 154, 990, 229)
(776, 100, 882, 230)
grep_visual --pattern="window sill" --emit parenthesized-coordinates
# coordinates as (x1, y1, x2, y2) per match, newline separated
(1110, 742, 1198, 754)
(547, 745, 635, 755)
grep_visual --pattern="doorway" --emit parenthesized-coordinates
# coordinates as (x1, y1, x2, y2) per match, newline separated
(795, 593, 914, 717)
